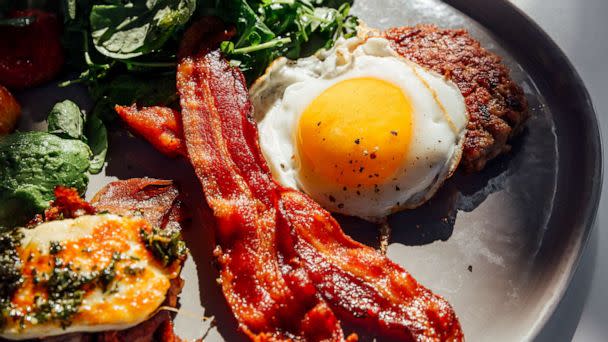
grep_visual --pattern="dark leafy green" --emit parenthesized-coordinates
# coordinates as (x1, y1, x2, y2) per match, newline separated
(46, 99, 108, 174)
(85, 113, 108, 174)
(0, 132, 91, 226)
(211, 0, 358, 80)
(90, 0, 196, 59)
(61, 0, 357, 117)
(48, 100, 87, 140)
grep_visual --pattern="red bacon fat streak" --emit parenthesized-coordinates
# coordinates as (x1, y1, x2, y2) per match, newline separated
(172, 46, 463, 340)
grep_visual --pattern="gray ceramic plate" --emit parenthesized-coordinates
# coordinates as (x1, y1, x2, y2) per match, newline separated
(14, 0, 602, 341)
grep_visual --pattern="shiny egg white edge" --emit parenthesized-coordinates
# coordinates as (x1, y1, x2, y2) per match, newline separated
(250, 31, 469, 222)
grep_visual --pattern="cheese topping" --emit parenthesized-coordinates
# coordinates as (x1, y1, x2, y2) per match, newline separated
(0, 214, 185, 340)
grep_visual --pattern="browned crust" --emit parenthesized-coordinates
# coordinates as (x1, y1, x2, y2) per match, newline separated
(383, 25, 529, 171)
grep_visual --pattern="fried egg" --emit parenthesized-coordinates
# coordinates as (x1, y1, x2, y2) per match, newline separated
(0, 214, 184, 340)
(251, 33, 468, 222)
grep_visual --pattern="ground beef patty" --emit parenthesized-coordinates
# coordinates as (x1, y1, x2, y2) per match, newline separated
(383, 25, 529, 171)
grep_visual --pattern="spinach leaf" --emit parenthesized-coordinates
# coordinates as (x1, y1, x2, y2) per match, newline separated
(47, 100, 86, 141)
(90, 0, 196, 59)
(85, 113, 108, 174)
(0, 132, 91, 226)
(47, 100, 108, 174)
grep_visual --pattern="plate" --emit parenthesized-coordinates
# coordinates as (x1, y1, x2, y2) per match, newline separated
(14, 0, 602, 341)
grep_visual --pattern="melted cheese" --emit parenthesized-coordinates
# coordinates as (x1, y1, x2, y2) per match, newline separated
(0, 214, 183, 340)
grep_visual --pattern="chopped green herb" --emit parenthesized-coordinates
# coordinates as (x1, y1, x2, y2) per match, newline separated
(49, 241, 64, 255)
(0, 228, 24, 328)
(140, 227, 187, 267)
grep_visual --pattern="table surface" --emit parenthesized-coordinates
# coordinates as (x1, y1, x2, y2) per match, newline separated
(506, 0, 608, 341)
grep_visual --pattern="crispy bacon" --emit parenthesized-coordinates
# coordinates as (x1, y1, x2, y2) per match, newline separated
(92, 178, 187, 230)
(115, 105, 186, 158)
(179, 49, 345, 341)
(177, 48, 463, 341)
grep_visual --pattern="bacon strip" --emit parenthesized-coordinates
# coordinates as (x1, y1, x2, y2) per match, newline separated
(277, 190, 462, 340)
(92, 178, 187, 230)
(178, 50, 345, 341)
(115, 105, 186, 158)
(177, 48, 463, 341)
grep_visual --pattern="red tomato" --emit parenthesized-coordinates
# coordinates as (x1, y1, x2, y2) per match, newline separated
(0, 85, 21, 135)
(0, 9, 65, 89)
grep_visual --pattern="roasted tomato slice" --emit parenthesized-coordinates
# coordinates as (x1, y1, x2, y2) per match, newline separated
(0, 9, 64, 89)
(0, 85, 21, 135)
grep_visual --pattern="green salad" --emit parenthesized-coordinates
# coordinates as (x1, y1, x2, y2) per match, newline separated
(61, 0, 357, 118)
(0, 0, 356, 226)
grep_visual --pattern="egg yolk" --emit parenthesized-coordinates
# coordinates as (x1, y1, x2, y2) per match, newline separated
(297, 77, 413, 187)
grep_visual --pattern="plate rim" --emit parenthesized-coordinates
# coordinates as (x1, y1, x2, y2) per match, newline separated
(443, 0, 603, 339)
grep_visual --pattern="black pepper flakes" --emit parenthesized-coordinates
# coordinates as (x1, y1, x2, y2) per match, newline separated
(395, 186, 400, 191)
(354, 138, 360, 144)
(391, 130, 398, 136)
(467, 265, 473, 272)
(328, 195, 336, 203)
(337, 203, 344, 209)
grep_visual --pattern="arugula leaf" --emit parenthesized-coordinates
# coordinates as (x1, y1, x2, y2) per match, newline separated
(85, 114, 107, 174)
(62, 0, 78, 21)
(213, 0, 358, 81)
(47, 100, 86, 141)
(90, 0, 196, 59)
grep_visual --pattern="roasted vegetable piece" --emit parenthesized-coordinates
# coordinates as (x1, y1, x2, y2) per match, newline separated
(0, 10, 64, 89)
(0, 85, 20, 135)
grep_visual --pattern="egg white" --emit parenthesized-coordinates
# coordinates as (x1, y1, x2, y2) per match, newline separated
(251, 34, 468, 222)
